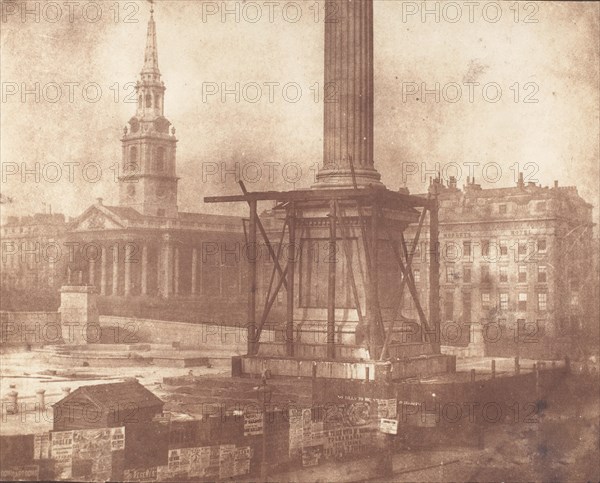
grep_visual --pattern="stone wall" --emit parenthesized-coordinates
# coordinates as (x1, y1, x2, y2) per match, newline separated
(0, 311, 61, 347)
(98, 315, 275, 351)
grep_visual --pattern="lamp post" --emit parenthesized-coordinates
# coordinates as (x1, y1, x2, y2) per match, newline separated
(256, 379, 273, 479)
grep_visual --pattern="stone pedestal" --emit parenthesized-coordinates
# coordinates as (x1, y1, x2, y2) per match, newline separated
(467, 323, 485, 357)
(59, 285, 100, 345)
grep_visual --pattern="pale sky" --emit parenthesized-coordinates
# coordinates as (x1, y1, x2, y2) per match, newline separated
(1, 1, 598, 221)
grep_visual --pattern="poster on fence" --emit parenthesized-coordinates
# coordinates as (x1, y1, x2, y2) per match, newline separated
(0, 464, 39, 481)
(110, 427, 125, 451)
(219, 444, 236, 479)
(33, 432, 50, 460)
(51, 431, 74, 480)
(302, 445, 323, 467)
(244, 410, 263, 436)
(377, 399, 398, 419)
(123, 467, 158, 482)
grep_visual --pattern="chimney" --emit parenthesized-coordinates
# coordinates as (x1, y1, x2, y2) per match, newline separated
(554, 180, 558, 188)
(96, 198, 103, 206)
(448, 176, 457, 189)
(517, 172, 524, 189)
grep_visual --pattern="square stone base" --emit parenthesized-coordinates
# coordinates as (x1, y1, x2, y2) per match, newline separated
(232, 352, 456, 382)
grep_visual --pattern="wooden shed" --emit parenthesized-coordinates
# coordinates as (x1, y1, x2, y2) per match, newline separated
(52, 380, 164, 431)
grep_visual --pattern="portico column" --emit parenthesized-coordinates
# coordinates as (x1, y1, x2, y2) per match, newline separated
(124, 243, 132, 296)
(174, 246, 180, 295)
(89, 254, 96, 287)
(191, 248, 198, 295)
(112, 243, 119, 295)
(100, 246, 107, 295)
(141, 244, 148, 295)
(161, 234, 173, 298)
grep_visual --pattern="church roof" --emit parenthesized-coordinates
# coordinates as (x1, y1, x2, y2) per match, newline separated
(103, 206, 146, 221)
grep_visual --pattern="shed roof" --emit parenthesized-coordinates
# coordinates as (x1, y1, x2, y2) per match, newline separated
(54, 380, 163, 410)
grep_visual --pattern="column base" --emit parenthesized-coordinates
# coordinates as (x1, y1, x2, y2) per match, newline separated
(313, 167, 384, 189)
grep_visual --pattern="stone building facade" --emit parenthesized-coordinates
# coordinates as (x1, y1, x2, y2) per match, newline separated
(402, 175, 596, 359)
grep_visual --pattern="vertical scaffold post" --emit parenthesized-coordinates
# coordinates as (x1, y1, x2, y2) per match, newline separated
(248, 199, 258, 355)
(327, 199, 337, 359)
(429, 199, 441, 353)
(286, 203, 296, 356)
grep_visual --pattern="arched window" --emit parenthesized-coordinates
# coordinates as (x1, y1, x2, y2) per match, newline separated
(130, 146, 137, 163)
(155, 94, 161, 110)
(145, 94, 152, 108)
(155, 147, 165, 172)
(138, 95, 142, 107)
(127, 184, 136, 197)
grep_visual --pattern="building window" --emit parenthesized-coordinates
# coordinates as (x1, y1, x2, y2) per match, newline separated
(446, 265, 456, 283)
(500, 242, 508, 257)
(482, 240, 490, 258)
(518, 292, 528, 311)
(127, 185, 135, 197)
(463, 266, 472, 283)
(499, 293, 509, 311)
(499, 204, 507, 214)
(518, 265, 527, 283)
(499, 266, 508, 283)
(537, 239, 547, 254)
(481, 265, 491, 283)
(413, 269, 420, 283)
(537, 265, 547, 283)
(130, 146, 137, 163)
(463, 241, 471, 259)
(444, 293, 454, 321)
(518, 241, 527, 258)
(481, 292, 490, 309)
(155, 147, 165, 171)
(462, 292, 472, 322)
(537, 292, 547, 312)
(145, 93, 152, 108)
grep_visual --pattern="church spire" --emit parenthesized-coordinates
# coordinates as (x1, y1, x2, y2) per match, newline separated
(141, 1, 160, 78)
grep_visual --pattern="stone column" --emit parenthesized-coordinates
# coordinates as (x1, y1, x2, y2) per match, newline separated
(161, 234, 173, 297)
(112, 244, 119, 295)
(174, 247, 180, 295)
(100, 246, 107, 295)
(191, 248, 198, 295)
(124, 243, 132, 296)
(141, 244, 148, 295)
(315, 0, 382, 188)
(89, 255, 96, 287)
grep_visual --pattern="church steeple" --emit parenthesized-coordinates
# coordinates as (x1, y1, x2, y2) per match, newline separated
(141, 6, 160, 78)
(118, 5, 179, 219)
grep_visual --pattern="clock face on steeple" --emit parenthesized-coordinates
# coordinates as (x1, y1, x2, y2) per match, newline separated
(129, 117, 140, 133)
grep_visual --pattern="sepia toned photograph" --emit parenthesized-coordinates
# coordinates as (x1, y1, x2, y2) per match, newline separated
(1, 0, 599, 481)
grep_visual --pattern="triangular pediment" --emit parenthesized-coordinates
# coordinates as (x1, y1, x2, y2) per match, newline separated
(70, 205, 127, 232)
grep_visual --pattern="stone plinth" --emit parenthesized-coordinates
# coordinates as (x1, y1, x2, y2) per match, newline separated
(59, 285, 99, 345)
(271, 194, 421, 358)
